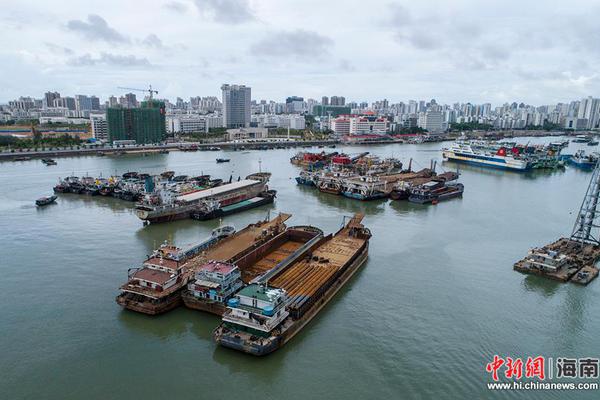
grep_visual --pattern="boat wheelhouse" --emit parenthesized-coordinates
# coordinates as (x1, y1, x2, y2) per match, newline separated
(182, 261, 244, 315)
(221, 284, 289, 339)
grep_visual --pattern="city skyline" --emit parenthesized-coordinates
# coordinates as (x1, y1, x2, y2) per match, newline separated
(2, 0, 600, 104)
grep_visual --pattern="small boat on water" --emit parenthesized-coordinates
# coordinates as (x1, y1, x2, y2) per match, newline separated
(42, 158, 57, 165)
(568, 150, 599, 170)
(216, 158, 230, 163)
(573, 135, 592, 143)
(295, 170, 318, 186)
(588, 140, 599, 146)
(14, 156, 31, 161)
(341, 175, 388, 201)
(408, 182, 464, 204)
(36, 195, 57, 206)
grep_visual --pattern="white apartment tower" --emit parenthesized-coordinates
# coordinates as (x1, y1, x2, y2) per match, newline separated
(221, 84, 251, 128)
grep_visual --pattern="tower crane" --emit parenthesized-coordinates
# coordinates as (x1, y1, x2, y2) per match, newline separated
(117, 85, 159, 101)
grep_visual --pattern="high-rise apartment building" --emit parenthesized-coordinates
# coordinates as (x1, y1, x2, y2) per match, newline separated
(221, 84, 251, 128)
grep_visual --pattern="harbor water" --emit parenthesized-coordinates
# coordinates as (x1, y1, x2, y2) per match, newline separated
(1, 138, 599, 399)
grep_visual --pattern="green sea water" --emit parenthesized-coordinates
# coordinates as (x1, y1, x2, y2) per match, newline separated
(1, 137, 598, 399)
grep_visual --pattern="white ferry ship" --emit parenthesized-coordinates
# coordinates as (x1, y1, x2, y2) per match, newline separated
(442, 142, 531, 171)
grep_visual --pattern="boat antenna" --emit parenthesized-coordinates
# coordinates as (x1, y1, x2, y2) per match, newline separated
(258, 158, 262, 173)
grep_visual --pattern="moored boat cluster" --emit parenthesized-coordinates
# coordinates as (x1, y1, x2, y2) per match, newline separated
(293, 151, 464, 205)
(116, 213, 372, 356)
(52, 170, 276, 222)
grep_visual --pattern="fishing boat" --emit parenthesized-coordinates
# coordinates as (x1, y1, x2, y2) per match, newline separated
(295, 170, 318, 186)
(341, 175, 388, 200)
(42, 158, 57, 165)
(408, 182, 464, 204)
(36, 195, 57, 206)
(442, 142, 531, 171)
(318, 176, 345, 195)
(216, 158, 230, 163)
(588, 140, 599, 146)
(569, 150, 599, 170)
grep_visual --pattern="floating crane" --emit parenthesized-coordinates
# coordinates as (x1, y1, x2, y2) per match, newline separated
(117, 85, 158, 101)
(570, 158, 600, 245)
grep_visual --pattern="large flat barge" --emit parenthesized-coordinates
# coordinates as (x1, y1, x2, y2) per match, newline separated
(514, 238, 600, 285)
(182, 224, 323, 314)
(116, 214, 290, 315)
(213, 214, 371, 356)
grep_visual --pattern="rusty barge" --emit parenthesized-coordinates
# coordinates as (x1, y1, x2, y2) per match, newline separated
(213, 214, 371, 356)
(116, 214, 290, 315)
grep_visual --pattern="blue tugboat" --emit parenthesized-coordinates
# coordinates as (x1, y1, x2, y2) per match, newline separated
(569, 150, 599, 170)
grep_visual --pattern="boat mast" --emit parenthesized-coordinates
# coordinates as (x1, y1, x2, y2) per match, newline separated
(571, 159, 600, 245)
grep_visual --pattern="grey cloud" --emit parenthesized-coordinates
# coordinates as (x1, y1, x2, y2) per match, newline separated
(164, 1, 188, 13)
(339, 59, 356, 72)
(44, 43, 74, 55)
(68, 53, 151, 67)
(251, 30, 333, 59)
(66, 14, 129, 43)
(194, 0, 255, 24)
(141, 34, 164, 49)
(387, 3, 511, 69)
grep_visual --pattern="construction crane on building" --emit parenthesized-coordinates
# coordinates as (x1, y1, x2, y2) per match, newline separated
(117, 85, 158, 101)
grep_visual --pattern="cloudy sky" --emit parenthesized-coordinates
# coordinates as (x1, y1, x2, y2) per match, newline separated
(1, 0, 600, 105)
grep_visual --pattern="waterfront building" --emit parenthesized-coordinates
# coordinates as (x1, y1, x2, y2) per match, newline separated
(331, 114, 388, 136)
(331, 116, 351, 135)
(165, 114, 223, 134)
(107, 100, 166, 144)
(418, 109, 444, 133)
(225, 127, 268, 141)
(90, 113, 108, 141)
(221, 84, 251, 128)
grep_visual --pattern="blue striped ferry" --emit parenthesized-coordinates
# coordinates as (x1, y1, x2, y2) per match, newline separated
(442, 142, 531, 171)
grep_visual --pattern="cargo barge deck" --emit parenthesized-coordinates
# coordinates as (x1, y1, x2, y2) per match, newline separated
(182, 224, 323, 314)
(213, 213, 371, 356)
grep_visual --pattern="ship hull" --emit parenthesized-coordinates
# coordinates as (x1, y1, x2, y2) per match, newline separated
(341, 191, 387, 201)
(116, 290, 183, 315)
(191, 191, 276, 221)
(137, 181, 268, 224)
(442, 151, 530, 171)
(181, 291, 227, 316)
